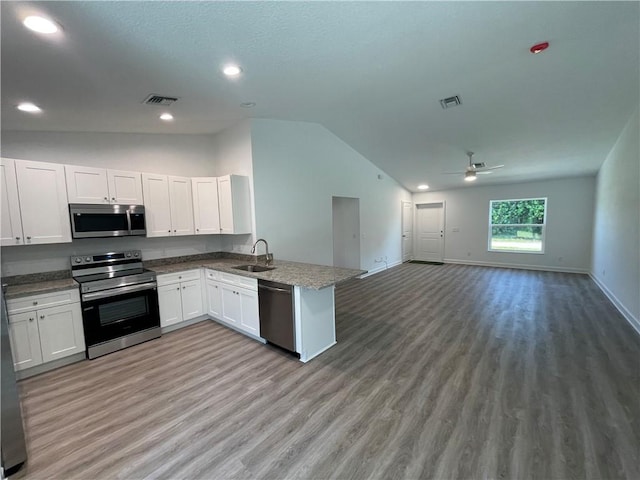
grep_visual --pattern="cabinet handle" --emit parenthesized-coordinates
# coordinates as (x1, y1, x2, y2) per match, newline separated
(104, 197, 108, 201)
(182, 286, 186, 289)
(29, 317, 34, 322)
(168, 230, 171, 233)
(40, 315, 45, 319)
(26, 236, 32, 240)
(196, 228, 199, 232)
(174, 229, 177, 232)
(33, 301, 38, 305)
(176, 287, 180, 291)
(111, 197, 116, 201)
(15, 236, 20, 241)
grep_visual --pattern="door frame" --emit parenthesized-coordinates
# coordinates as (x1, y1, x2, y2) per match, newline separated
(414, 201, 446, 262)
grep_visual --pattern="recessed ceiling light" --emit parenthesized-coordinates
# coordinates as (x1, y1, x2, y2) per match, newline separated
(417, 184, 429, 190)
(530, 41, 549, 54)
(17, 102, 42, 113)
(223, 64, 242, 76)
(159, 113, 174, 121)
(23, 16, 59, 34)
(240, 102, 256, 108)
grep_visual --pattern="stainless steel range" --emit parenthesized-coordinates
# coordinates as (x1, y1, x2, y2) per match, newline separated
(71, 250, 160, 359)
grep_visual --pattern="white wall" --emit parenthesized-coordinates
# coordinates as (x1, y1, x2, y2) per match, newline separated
(208, 120, 256, 254)
(251, 119, 412, 272)
(591, 109, 640, 330)
(1, 130, 217, 176)
(332, 197, 361, 269)
(0, 130, 222, 275)
(413, 176, 596, 273)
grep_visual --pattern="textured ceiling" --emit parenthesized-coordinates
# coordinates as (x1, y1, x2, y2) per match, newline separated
(1, 1, 638, 191)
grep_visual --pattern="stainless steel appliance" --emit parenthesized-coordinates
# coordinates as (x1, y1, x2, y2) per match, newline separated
(258, 280, 296, 353)
(69, 204, 146, 239)
(1, 285, 27, 476)
(71, 251, 160, 359)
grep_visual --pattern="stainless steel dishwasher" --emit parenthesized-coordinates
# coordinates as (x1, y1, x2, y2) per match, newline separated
(258, 280, 296, 353)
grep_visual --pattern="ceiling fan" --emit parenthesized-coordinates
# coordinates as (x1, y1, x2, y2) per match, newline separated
(442, 152, 504, 182)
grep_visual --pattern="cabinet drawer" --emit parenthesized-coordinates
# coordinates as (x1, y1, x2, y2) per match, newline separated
(219, 272, 258, 291)
(7, 289, 80, 315)
(157, 269, 201, 286)
(205, 269, 221, 281)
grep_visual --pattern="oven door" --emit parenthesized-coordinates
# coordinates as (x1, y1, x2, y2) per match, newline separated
(81, 283, 160, 348)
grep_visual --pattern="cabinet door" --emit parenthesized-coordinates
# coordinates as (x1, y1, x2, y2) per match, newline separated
(141, 173, 172, 237)
(220, 284, 241, 326)
(192, 177, 220, 235)
(65, 165, 109, 204)
(37, 303, 85, 363)
(8, 311, 43, 371)
(218, 175, 251, 234)
(181, 279, 204, 321)
(217, 175, 234, 234)
(0, 158, 24, 246)
(15, 160, 72, 244)
(239, 287, 260, 336)
(206, 280, 222, 319)
(158, 283, 182, 327)
(107, 170, 144, 204)
(168, 176, 195, 236)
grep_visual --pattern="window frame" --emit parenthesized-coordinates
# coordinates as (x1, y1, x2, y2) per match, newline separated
(487, 197, 548, 254)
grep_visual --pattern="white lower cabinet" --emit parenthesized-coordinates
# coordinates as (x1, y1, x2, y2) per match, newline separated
(205, 279, 222, 318)
(7, 293, 85, 372)
(211, 270, 259, 337)
(157, 271, 204, 328)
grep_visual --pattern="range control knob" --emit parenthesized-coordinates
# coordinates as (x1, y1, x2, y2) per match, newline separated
(85, 257, 91, 262)
(74, 257, 82, 263)
(126, 252, 132, 258)
(133, 252, 140, 257)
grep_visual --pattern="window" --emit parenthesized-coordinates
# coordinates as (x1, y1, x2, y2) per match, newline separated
(489, 198, 547, 253)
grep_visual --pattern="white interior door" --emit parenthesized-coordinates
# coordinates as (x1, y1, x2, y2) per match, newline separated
(415, 203, 444, 262)
(402, 201, 413, 262)
(332, 196, 360, 269)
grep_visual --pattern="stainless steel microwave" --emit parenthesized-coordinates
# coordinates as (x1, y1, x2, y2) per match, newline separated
(69, 204, 146, 239)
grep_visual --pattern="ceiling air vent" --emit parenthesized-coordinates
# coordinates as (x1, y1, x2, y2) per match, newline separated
(439, 95, 462, 109)
(472, 162, 486, 168)
(143, 94, 178, 106)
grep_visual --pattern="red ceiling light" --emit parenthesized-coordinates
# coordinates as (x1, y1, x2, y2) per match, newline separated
(530, 42, 549, 54)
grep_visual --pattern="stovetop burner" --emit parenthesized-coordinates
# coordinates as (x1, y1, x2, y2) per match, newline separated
(71, 250, 156, 293)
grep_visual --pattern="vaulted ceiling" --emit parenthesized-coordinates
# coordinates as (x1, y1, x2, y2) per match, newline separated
(2, 1, 638, 191)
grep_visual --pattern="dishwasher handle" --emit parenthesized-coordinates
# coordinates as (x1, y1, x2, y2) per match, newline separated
(258, 284, 291, 294)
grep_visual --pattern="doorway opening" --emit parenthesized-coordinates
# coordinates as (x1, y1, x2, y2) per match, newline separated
(332, 197, 360, 269)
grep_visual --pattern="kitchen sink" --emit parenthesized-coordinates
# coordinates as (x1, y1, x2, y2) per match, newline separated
(233, 264, 275, 273)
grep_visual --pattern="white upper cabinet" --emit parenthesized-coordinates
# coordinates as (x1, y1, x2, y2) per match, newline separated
(168, 176, 194, 236)
(106, 170, 144, 204)
(0, 158, 25, 246)
(218, 175, 251, 234)
(15, 159, 71, 245)
(141, 173, 172, 237)
(65, 165, 143, 204)
(192, 177, 220, 235)
(142, 174, 194, 237)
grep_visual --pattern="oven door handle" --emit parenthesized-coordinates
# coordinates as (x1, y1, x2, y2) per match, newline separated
(82, 282, 157, 302)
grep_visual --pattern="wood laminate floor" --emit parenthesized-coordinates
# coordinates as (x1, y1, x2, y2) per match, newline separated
(12, 264, 640, 479)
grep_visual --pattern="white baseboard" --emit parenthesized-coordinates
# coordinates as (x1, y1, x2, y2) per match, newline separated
(589, 273, 640, 335)
(443, 258, 589, 274)
(360, 260, 403, 278)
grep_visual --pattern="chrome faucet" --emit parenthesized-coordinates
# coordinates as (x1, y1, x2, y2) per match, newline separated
(251, 238, 273, 266)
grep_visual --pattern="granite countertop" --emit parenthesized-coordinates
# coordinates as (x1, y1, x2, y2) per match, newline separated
(4, 278, 78, 299)
(148, 258, 366, 290)
(2, 254, 366, 298)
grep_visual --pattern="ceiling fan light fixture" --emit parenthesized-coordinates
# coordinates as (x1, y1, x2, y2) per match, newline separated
(464, 171, 477, 182)
(417, 184, 429, 190)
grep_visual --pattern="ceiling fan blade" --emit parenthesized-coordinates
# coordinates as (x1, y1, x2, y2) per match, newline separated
(481, 165, 504, 170)
(476, 171, 493, 175)
(442, 171, 465, 175)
